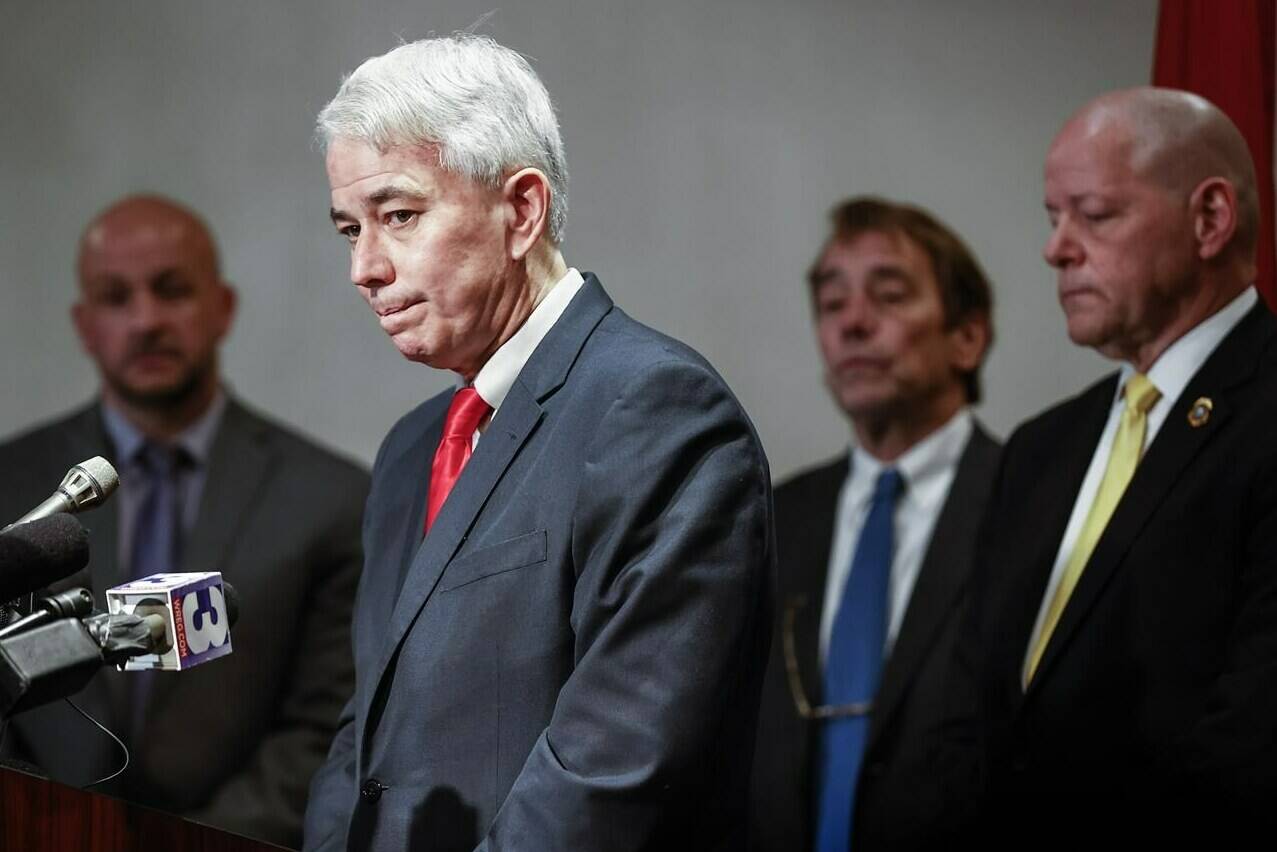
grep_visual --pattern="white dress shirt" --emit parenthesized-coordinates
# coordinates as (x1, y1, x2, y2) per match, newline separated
(819, 408, 974, 665)
(1022, 286, 1258, 675)
(465, 267, 585, 447)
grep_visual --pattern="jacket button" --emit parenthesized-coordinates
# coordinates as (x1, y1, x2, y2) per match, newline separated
(361, 779, 385, 803)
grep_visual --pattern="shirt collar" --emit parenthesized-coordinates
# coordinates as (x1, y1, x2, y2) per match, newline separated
(848, 407, 973, 500)
(101, 389, 228, 467)
(470, 267, 584, 412)
(1114, 286, 1257, 404)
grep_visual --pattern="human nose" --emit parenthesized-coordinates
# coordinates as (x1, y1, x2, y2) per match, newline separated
(350, 231, 394, 289)
(836, 290, 877, 337)
(1043, 216, 1082, 268)
(129, 290, 169, 331)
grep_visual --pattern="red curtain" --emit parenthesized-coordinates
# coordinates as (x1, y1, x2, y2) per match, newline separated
(1153, 0, 1276, 311)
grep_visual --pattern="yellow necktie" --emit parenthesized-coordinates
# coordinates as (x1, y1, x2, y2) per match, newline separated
(1024, 373, 1162, 686)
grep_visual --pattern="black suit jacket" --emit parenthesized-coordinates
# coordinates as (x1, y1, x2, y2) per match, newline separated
(303, 274, 774, 852)
(749, 422, 1000, 851)
(0, 396, 368, 848)
(950, 301, 1277, 844)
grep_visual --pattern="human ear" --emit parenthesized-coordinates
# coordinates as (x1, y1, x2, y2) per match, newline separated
(1191, 177, 1239, 261)
(949, 313, 990, 374)
(502, 168, 552, 260)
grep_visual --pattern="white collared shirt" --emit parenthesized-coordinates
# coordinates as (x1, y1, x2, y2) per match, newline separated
(1022, 286, 1258, 676)
(465, 267, 585, 446)
(819, 408, 974, 665)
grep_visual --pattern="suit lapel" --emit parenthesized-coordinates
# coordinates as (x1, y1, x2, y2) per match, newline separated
(361, 275, 614, 741)
(789, 462, 845, 712)
(58, 406, 126, 747)
(868, 425, 998, 745)
(60, 405, 123, 594)
(375, 381, 544, 684)
(180, 400, 275, 578)
(1029, 303, 1275, 690)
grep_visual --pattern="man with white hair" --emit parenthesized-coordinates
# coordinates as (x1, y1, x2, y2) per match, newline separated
(946, 87, 1277, 843)
(303, 34, 773, 851)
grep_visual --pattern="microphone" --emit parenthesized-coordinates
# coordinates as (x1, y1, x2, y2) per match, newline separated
(0, 580, 241, 718)
(0, 515, 91, 602)
(0, 587, 96, 641)
(106, 574, 237, 671)
(5, 456, 120, 530)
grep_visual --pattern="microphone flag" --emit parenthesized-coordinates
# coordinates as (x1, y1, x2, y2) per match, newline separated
(106, 572, 233, 671)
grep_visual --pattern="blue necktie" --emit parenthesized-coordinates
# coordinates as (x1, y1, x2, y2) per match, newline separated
(815, 468, 903, 852)
(128, 442, 185, 739)
(131, 442, 184, 581)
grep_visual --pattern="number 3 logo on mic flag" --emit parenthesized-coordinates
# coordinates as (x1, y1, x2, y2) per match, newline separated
(183, 585, 229, 654)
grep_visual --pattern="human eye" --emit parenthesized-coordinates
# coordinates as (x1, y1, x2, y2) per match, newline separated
(336, 223, 360, 244)
(817, 293, 844, 314)
(386, 210, 418, 228)
(870, 274, 911, 305)
(95, 284, 130, 308)
(153, 272, 194, 301)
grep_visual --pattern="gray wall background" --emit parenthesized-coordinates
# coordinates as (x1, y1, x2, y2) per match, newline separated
(0, 1, 1157, 479)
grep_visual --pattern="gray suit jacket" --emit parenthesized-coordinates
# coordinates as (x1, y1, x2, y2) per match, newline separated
(303, 274, 774, 852)
(749, 424, 1000, 851)
(0, 396, 368, 848)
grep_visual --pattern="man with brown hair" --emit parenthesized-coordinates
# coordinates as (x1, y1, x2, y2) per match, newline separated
(750, 197, 1000, 850)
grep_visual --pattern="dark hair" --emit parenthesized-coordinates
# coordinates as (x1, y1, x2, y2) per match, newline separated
(808, 196, 995, 403)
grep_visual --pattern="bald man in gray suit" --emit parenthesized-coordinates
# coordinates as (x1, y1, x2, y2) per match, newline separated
(0, 195, 368, 849)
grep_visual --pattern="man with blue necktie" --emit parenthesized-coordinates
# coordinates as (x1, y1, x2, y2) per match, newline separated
(0, 195, 368, 847)
(750, 197, 1001, 851)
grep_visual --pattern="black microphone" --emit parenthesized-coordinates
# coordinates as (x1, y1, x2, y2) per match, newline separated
(4, 456, 119, 531)
(0, 582, 241, 717)
(0, 515, 91, 602)
(0, 587, 96, 641)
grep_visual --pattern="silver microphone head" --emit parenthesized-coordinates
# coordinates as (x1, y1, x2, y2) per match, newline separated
(58, 456, 120, 512)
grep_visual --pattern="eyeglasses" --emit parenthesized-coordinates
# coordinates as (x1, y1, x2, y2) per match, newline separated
(782, 595, 873, 721)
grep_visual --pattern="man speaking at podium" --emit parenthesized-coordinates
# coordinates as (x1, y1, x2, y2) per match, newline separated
(304, 34, 774, 852)
(0, 195, 369, 847)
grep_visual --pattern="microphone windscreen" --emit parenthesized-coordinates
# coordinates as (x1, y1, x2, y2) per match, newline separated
(0, 515, 90, 601)
(75, 456, 119, 499)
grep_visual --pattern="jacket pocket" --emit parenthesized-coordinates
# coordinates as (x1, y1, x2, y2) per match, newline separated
(439, 529, 548, 592)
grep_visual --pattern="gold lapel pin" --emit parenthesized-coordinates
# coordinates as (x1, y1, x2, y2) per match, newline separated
(1187, 397, 1213, 428)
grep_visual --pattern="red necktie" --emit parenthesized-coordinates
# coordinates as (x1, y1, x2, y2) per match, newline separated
(425, 387, 492, 534)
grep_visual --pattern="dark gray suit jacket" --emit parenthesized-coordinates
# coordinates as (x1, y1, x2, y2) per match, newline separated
(749, 423, 1000, 851)
(303, 275, 774, 852)
(0, 396, 368, 848)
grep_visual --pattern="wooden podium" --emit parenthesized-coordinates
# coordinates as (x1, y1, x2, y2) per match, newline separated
(0, 762, 287, 852)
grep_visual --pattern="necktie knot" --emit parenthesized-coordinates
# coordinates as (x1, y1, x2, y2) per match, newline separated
(443, 388, 492, 440)
(425, 388, 493, 534)
(135, 441, 188, 479)
(1124, 373, 1161, 415)
(872, 468, 904, 505)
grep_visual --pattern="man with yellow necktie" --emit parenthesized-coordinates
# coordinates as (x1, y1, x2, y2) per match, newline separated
(942, 86, 1277, 845)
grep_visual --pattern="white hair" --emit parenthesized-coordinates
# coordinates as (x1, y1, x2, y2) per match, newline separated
(317, 34, 569, 244)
